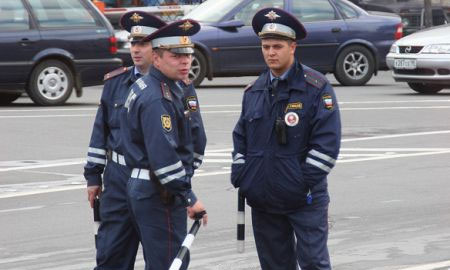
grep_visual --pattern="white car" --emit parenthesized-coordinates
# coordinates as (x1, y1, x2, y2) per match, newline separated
(386, 24, 450, 94)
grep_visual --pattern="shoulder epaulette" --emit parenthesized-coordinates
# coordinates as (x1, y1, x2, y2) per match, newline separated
(103, 67, 129, 81)
(244, 81, 254, 92)
(160, 82, 173, 101)
(304, 71, 326, 89)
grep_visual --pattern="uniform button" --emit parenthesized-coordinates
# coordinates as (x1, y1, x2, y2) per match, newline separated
(114, 103, 118, 107)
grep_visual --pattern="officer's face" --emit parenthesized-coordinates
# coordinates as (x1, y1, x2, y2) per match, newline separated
(152, 50, 192, 81)
(130, 41, 153, 71)
(261, 39, 296, 76)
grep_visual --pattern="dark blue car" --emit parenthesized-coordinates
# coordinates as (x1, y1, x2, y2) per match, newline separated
(185, 0, 403, 86)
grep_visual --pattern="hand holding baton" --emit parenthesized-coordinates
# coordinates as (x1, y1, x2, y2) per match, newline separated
(237, 190, 245, 253)
(169, 210, 207, 270)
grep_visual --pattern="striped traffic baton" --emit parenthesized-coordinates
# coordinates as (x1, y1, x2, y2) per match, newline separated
(237, 190, 245, 253)
(169, 211, 207, 270)
(93, 198, 101, 249)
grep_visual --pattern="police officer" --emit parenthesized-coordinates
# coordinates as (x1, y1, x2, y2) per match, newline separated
(120, 19, 207, 270)
(231, 8, 341, 270)
(84, 11, 166, 270)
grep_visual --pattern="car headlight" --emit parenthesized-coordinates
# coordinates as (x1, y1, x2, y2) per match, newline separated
(421, 44, 450, 54)
(389, 44, 398, 54)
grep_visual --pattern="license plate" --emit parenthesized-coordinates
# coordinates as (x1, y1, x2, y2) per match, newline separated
(394, 59, 417, 70)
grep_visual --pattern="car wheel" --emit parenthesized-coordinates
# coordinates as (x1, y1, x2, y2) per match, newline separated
(407, 83, 443, 94)
(27, 60, 74, 106)
(0, 93, 22, 105)
(189, 49, 207, 87)
(334, 45, 374, 86)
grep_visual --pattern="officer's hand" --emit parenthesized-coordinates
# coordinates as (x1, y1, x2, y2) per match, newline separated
(187, 200, 208, 226)
(87, 185, 102, 208)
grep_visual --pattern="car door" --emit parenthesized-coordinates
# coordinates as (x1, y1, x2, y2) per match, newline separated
(0, 0, 40, 88)
(289, 0, 347, 72)
(216, 0, 285, 75)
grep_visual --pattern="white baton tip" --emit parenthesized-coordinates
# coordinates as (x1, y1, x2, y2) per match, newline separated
(237, 212, 245, 224)
(93, 222, 100, 233)
(237, 241, 245, 253)
(169, 258, 183, 270)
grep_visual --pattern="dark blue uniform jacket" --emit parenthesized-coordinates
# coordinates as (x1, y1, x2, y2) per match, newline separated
(231, 62, 341, 213)
(84, 67, 138, 186)
(121, 67, 198, 206)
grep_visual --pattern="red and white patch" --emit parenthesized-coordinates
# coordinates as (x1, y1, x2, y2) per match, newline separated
(284, 112, 299, 127)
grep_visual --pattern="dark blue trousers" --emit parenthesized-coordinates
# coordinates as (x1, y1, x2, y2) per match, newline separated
(251, 201, 331, 270)
(127, 178, 189, 270)
(95, 162, 139, 270)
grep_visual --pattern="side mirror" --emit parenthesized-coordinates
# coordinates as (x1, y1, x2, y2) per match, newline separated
(217, 20, 245, 28)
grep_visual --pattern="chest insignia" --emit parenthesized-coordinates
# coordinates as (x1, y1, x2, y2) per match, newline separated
(284, 112, 299, 127)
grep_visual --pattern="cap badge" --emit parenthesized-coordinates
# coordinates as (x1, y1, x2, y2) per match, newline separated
(133, 26, 142, 34)
(268, 23, 277, 31)
(265, 10, 281, 21)
(180, 36, 190, 45)
(130, 13, 144, 23)
(179, 21, 194, 31)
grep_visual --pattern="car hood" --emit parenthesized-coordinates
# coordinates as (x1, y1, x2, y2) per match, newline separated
(395, 25, 450, 45)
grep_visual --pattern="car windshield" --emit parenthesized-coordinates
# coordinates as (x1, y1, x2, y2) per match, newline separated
(183, 0, 243, 23)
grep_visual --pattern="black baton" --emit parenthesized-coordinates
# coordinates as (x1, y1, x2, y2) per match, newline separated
(169, 211, 206, 270)
(237, 190, 245, 253)
(93, 198, 101, 249)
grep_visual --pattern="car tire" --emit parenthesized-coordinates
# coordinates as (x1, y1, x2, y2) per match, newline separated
(0, 93, 22, 105)
(27, 60, 74, 106)
(334, 45, 375, 86)
(189, 49, 207, 87)
(407, 83, 443, 94)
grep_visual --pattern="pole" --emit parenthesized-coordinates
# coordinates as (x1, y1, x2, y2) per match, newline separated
(93, 198, 101, 249)
(169, 211, 206, 270)
(237, 190, 245, 253)
(424, 0, 433, 28)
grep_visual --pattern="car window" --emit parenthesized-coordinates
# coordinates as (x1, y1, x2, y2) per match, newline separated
(234, 0, 284, 26)
(0, 0, 30, 31)
(334, 0, 359, 19)
(28, 0, 98, 28)
(291, 0, 337, 22)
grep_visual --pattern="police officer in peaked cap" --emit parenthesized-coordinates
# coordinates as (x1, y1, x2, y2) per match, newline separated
(120, 18, 207, 270)
(84, 11, 166, 270)
(231, 7, 341, 270)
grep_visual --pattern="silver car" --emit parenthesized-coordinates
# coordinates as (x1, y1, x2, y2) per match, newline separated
(386, 24, 450, 94)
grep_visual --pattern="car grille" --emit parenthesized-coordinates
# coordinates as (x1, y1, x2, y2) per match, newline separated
(399, 46, 423, 54)
(394, 68, 435, 75)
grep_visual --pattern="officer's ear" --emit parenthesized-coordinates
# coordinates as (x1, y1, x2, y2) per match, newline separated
(152, 49, 161, 66)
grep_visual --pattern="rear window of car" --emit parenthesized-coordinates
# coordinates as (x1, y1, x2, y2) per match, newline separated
(291, 0, 337, 22)
(28, 0, 99, 28)
(0, 0, 30, 31)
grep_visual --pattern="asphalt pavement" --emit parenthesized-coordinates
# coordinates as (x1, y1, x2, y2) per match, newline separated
(1, 71, 450, 270)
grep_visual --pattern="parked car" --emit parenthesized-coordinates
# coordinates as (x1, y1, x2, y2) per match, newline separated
(182, 0, 402, 87)
(0, 0, 122, 106)
(386, 24, 450, 94)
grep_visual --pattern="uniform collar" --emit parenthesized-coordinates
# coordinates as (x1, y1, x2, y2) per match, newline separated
(149, 66, 183, 99)
(252, 61, 307, 93)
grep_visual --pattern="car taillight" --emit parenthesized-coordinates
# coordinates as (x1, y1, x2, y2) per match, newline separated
(109, 36, 117, 54)
(395, 23, 403, 40)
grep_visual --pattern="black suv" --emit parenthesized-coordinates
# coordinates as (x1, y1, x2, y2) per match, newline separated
(0, 0, 122, 105)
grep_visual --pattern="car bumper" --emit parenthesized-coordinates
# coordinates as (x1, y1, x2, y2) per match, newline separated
(386, 53, 450, 84)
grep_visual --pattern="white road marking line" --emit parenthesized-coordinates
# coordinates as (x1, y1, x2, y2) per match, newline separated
(0, 206, 44, 213)
(396, 260, 450, 270)
(0, 114, 94, 119)
(339, 99, 450, 104)
(0, 248, 91, 264)
(338, 150, 450, 163)
(0, 159, 84, 172)
(341, 106, 450, 110)
(342, 130, 450, 142)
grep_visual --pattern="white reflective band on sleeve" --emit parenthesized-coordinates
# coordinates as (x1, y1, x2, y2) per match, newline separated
(169, 259, 182, 270)
(308, 149, 336, 165)
(154, 161, 183, 176)
(88, 147, 106, 156)
(182, 234, 195, 249)
(131, 168, 150, 180)
(237, 211, 245, 225)
(193, 153, 204, 161)
(87, 156, 106, 165)
(306, 157, 331, 173)
(233, 153, 244, 161)
(159, 169, 186, 185)
(233, 159, 245, 164)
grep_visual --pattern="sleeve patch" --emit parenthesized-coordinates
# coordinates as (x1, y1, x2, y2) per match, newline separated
(161, 114, 172, 132)
(322, 94, 334, 110)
